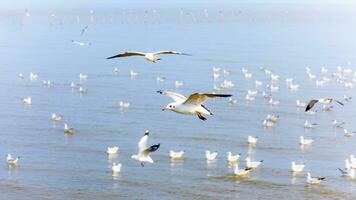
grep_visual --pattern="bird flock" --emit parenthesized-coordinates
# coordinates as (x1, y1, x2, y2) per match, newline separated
(8, 15, 356, 188)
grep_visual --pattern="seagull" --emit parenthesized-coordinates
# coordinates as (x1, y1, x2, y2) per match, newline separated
(157, 90, 232, 121)
(79, 73, 88, 80)
(296, 100, 306, 108)
(51, 113, 62, 122)
(6, 154, 20, 166)
(332, 120, 345, 128)
(169, 150, 185, 159)
(304, 120, 317, 129)
(19, 73, 24, 79)
(307, 172, 325, 184)
(205, 150, 218, 161)
(344, 129, 355, 137)
(338, 168, 355, 179)
(226, 152, 240, 163)
(30, 72, 38, 80)
(263, 119, 275, 128)
(112, 163, 122, 174)
(228, 97, 237, 105)
(175, 81, 184, 88)
(71, 40, 90, 46)
(233, 164, 252, 176)
(156, 76, 166, 82)
(106, 51, 191, 63)
(130, 70, 138, 78)
(107, 146, 119, 155)
(79, 87, 87, 94)
(22, 97, 32, 105)
(291, 161, 305, 172)
(305, 98, 344, 112)
(247, 136, 258, 145)
(131, 130, 160, 167)
(300, 136, 314, 145)
(64, 123, 74, 134)
(245, 157, 263, 169)
(119, 101, 130, 109)
(266, 114, 279, 123)
(343, 95, 352, 102)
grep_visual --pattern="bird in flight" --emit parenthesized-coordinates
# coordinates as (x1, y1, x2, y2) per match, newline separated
(305, 98, 343, 112)
(80, 25, 89, 36)
(131, 130, 160, 167)
(157, 90, 232, 120)
(106, 51, 191, 63)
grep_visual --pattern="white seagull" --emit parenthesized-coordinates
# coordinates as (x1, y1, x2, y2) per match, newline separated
(64, 123, 74, 134)
(205, 150, 218, 161)
(247, 136, 258, 145)
(107, 51, 191, 63)
(51, 113, 62, 122)
(300, 136, 314, 145)
(332, 120, 345, 128)
(338, 168, 355, 179)
(245, 157, 263, 169)
(226, 152, 240, 163)
(107, 146, 119, 155)
(112, 163, 122, 174)
(71, 40, 90, 46)
(6, 154, 20, 166)
(157, 90, 232, 121)
(23, 97, 32, 105)
(169, 150, 185, 159)
(307, 172, 325, 184)
(233, 164, 252, 176)
(291, 161, 305, 172)
(131, 130, 160, 167)
(305, 98, 343, 112)
(304, 120, 317, 129)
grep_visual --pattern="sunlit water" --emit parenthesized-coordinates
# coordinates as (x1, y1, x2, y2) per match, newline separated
(0, 5, 356, 199)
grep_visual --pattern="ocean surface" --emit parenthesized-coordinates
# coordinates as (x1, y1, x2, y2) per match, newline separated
(0, 3, 356, 199)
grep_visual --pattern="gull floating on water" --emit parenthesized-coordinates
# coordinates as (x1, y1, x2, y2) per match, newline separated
(71, 40, 90, 46)
(6, 154, 20, 166)
(23, 97, 32, 105)
(233, 163, 251, 176)
(266, 114, 279, 123)
(131, 130, 160, 167)
(175, 81, 183, 88)
(205, 150, 218, 161)
(112, 163, 122, 174)
(300, 136, 314, 145)
(226, 152, 240, 163)
(156, 76, 166, 83)
(107, 146, 119, 155)
(263, 119, 275, 128)
(344, 129, 355, 137)
(307, 172, 325, 184)
(169, 150, 185, 159)
(245, 157, 263, 169)
(228, 97, 237, 105)
(332, 120, 345, 128)
(64, 123, 74, 134)
(291, 161, 305, 172)
(119, 101, 130, 109)
(79, 87, 87, 94)
(296, 100, 306, 108)
(305, 98, 343, 112)
(304, 120, 317, 129)
(247, 136, 258, 145)
(19, 73, 24, 79)
(30, 72, 38, 81)
(157, 90, 231, 121)
(106, 51, 190, 63)
(79, 73, 88, 80)
(52, 113, 62, 122)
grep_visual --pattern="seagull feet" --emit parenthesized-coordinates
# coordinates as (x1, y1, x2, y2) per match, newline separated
(141, 162, 145, 167)
(197, 113, 207, 121)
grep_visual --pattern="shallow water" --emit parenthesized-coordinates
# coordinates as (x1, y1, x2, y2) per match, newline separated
(0, 3, 356, 200)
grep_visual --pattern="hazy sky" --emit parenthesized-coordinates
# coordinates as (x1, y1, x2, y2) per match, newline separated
(1, 0, 356, 12)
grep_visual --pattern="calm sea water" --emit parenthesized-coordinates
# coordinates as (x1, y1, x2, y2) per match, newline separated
(0, 4, 356, 199)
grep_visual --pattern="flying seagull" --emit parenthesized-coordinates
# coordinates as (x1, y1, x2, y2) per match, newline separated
(80, 25, 89, 36)
(157, 90, 232, 120)
(106, 51, 191, 63)
(131, 130, 160, 167)
(305, 98, 343, 112)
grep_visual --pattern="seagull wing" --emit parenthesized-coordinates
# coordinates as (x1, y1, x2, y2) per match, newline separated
(142, 144, 160, 156)
(106, 51, 146, 59)
(305, 99, 318, 112)
(157, 90, 187, 102)
(183, 93, 232, 106)
(138, 134, 149, 153)
(335, 100, 344, 106)
(153, 51, 191, 56)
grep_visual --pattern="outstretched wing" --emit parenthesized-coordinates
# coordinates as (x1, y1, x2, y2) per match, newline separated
(143, 144, 160, 156)
(157, 90, 187, 102)
(305, 99, 318, 112)
(138, 132, 149, 153)
(183, 93, 232, 106)
(107, 51, 146, 59)
(335, 100, 344, 106)
(153, 51, 191, 56)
